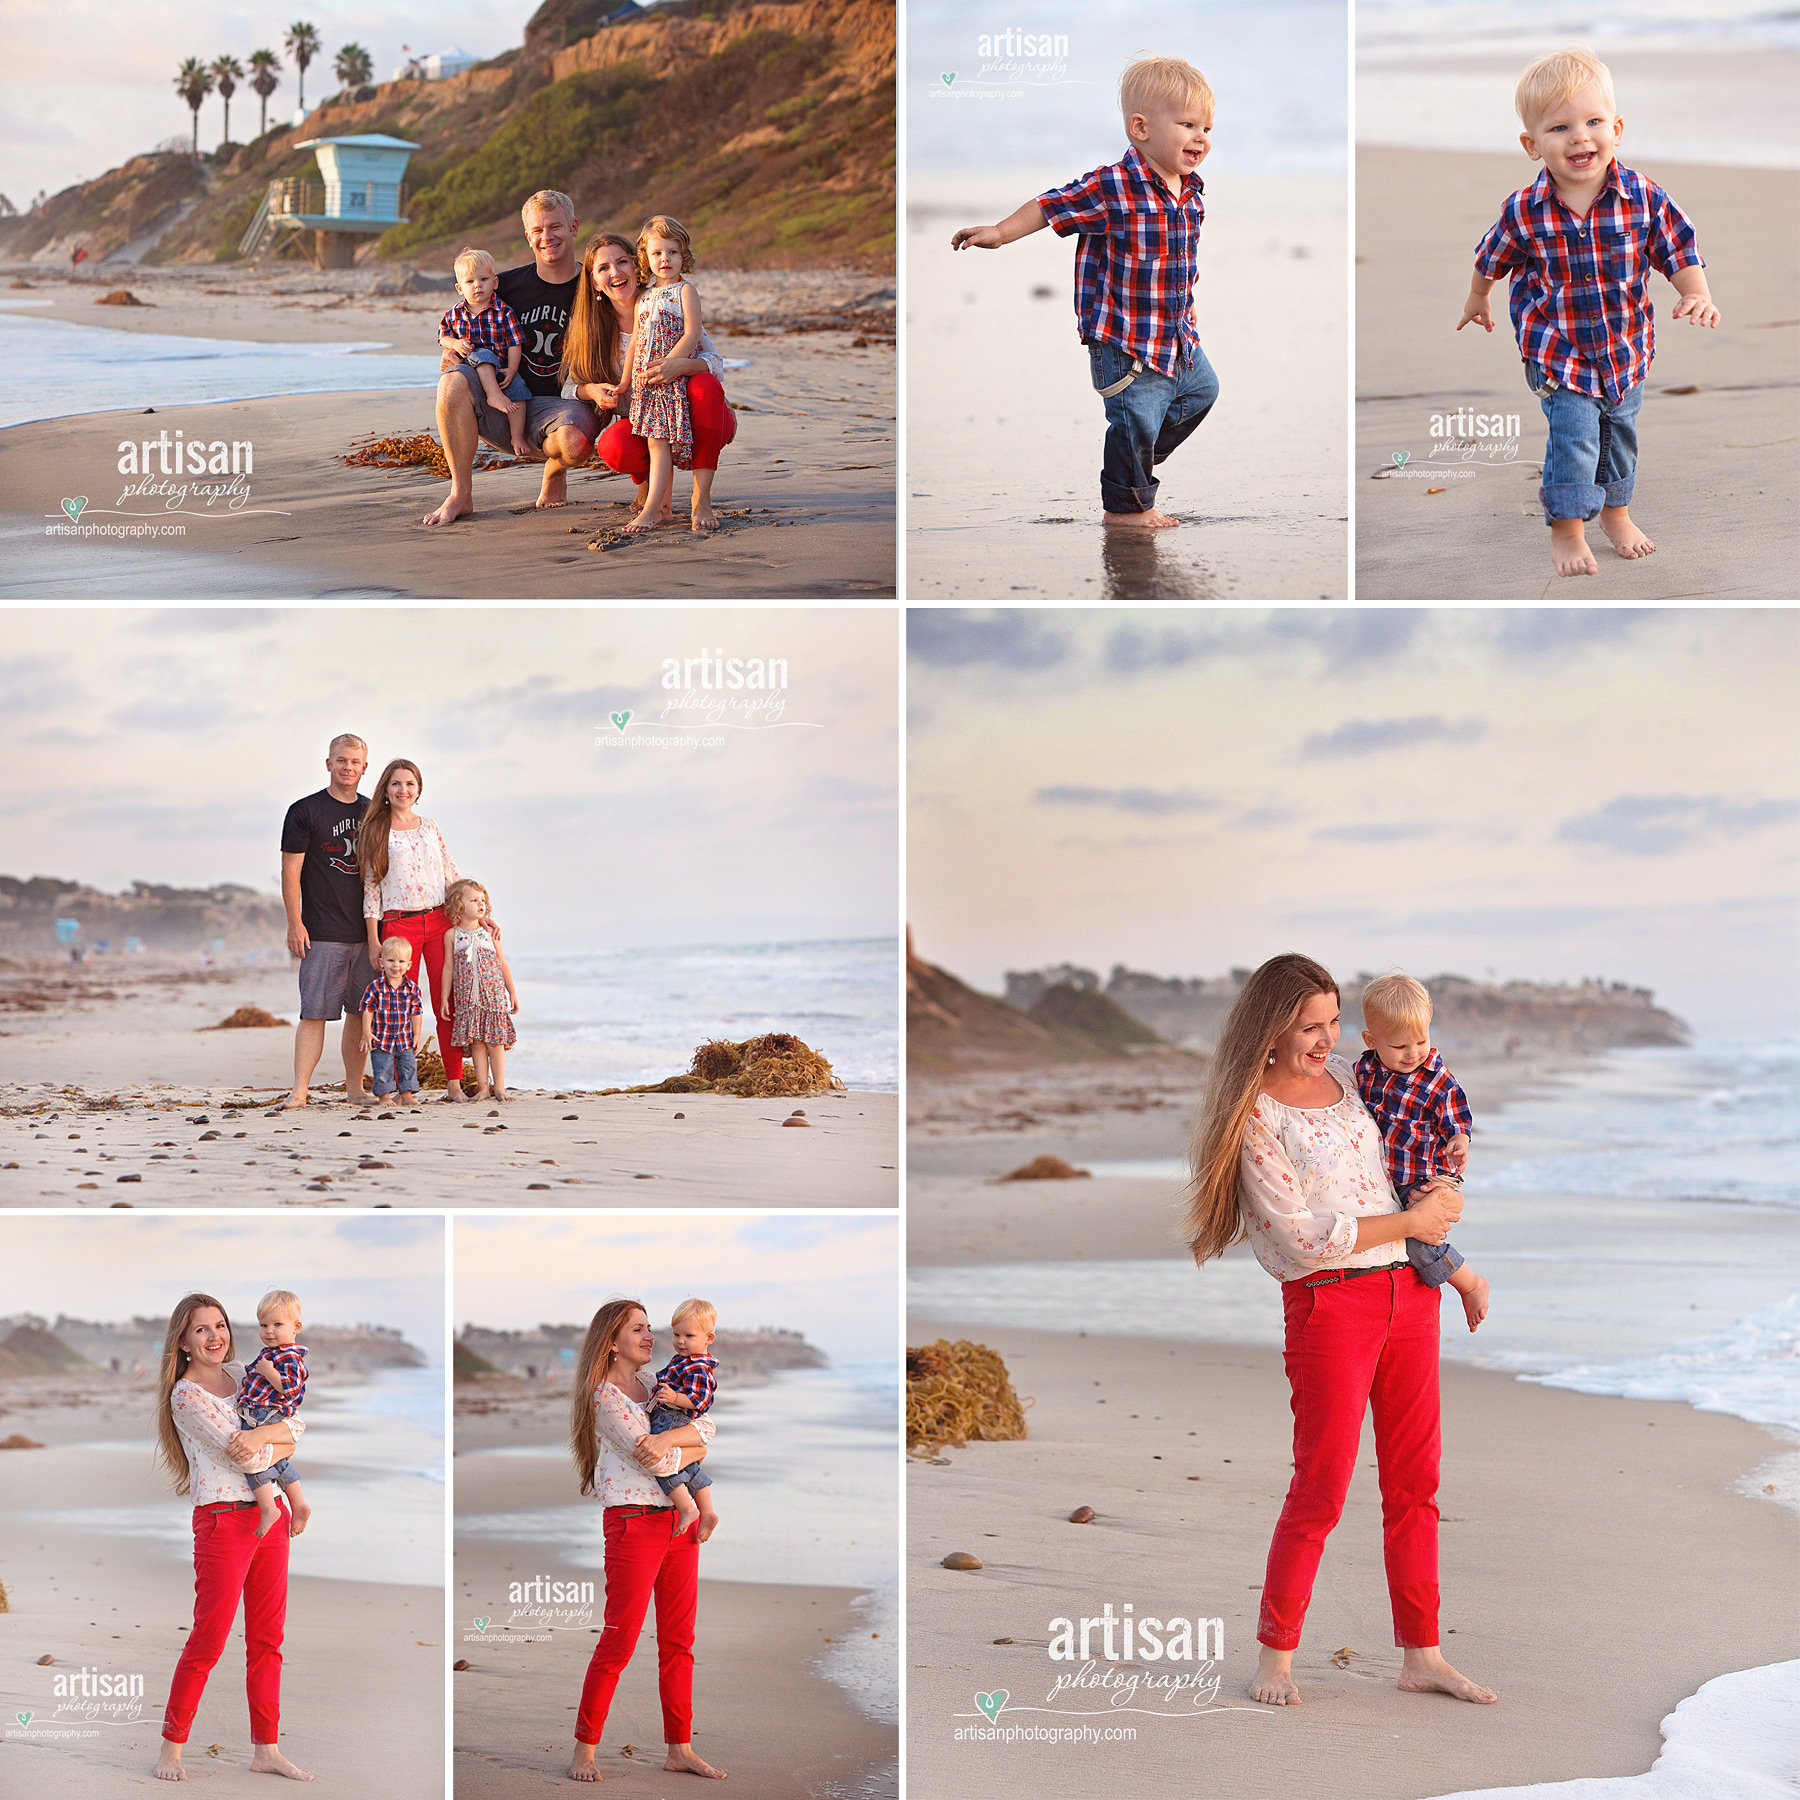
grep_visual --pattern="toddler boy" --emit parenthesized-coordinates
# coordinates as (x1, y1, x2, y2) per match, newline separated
(1459, 49, 1719, 579)
(647, 1298, 720, 1540)
(360, 937, 423, 1105)
(951, 55, 1219, 529)
(1354, 974, 1490, 1333)
(439, 247, 532, 457)
(237, 1288, 312, 1538)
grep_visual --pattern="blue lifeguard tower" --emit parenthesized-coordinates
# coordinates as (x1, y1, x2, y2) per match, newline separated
(239, 133, 420, 268)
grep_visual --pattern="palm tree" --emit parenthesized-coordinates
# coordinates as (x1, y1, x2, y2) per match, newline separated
(285, 21, 321, 111)
(248, 49, 282, 138)
(209, 55, 244, 149)
(333, 43, 374, 91)
(173, 57, 214, 157)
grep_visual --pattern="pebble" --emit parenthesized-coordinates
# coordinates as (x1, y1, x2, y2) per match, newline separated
(199, 1131, 220, 1141)
(673, 1112, 685, 1119)
(781, 1117, 811, 1128)
(941, 1552, 983, 1570)
(1068, 1506, 1096, 1524)
(116, 1174, 141, 1183)
(526, 1183, 550, 1190)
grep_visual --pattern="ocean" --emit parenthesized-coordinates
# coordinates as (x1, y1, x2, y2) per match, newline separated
(505, 936, 899, 1094)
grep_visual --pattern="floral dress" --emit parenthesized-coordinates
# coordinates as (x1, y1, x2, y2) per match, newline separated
(447, 924, 515, 1049)
(593, 1378, 715, 1507)
(628, 280, 694, 468)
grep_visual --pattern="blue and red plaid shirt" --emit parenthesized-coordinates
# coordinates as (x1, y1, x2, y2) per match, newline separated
(1474, 161, 1702, 405)
(360, 974, 421, 1052)
(1355, 1050, 1474, 1192)
(437, 297, 525, 358)
(238, 1342, 308, 1416)
(1038, 147, 1205, 377)
(654, 1352, 718, 1419)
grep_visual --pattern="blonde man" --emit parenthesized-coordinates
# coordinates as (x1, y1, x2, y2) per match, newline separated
(951, 55, 1219, 530)
(425, 189, 602, 524)
(646, 1299, 721, 1540)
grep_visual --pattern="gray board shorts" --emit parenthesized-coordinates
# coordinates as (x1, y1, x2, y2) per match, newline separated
(298, 940, 375, 1021)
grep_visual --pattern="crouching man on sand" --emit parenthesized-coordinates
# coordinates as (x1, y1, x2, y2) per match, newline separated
(424, 189, 604, 523)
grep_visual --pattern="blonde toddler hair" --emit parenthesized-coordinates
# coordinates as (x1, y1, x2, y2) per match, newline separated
(636, 215, 696, 282)
(1361, 972, 1433, 1035)
(1120, 54, 1215, 127)
(672, 1297, 716, 1332)
(1515, 49, 1616, 130)
(257, 1287, 303, 1324)
(453, 246, 496, 285)
(378, 935, 414, 962)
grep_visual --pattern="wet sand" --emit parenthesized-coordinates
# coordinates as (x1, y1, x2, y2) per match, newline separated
(906, 170, 1348, 601)
(1355, 148, 1800, 599)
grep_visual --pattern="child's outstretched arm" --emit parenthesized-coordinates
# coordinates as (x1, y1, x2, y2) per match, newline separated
(952, 200, 1049, 251)
(1458, 272, 1499, 332)
(653, 1384, 694, 1410)
(1669, 264, 1720, 327)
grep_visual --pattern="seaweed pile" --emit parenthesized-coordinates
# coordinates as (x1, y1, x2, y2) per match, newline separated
(906, 1339, 1030, 1453)
(602, 1033, 846, 1100)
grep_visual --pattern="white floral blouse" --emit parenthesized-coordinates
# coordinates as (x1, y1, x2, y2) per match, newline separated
(593, 1377, 715, 1507)
(363, 818, 459, 919)
(1239, 1054, 1409, 1283)
(171, 1362, 307, 1505)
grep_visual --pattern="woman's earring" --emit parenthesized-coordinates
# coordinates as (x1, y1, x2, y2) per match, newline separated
(1266, 1051, 1275, 1065)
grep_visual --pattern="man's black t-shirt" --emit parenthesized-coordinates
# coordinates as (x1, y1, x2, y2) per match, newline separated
(497, 263, 583, 397)
(280, 788, 370, 944)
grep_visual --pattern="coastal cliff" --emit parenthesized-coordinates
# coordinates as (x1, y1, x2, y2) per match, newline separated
(0, 874, 286, 958)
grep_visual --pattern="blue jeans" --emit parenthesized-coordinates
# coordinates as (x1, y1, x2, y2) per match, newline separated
(1528, 363, 1643, 524)
(468, 347, 530, 403)
(237, 1403, 296, 1491)
(1087, 337, 1219, 513)
(370, 1045, 417, 1096)
(1397, 1179, 1465, 1289)
(648, 1401, 713, 1496)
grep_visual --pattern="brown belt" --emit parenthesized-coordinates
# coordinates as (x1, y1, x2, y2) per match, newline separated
(1301, 1262, 1403, 1289)
(198, 1500, 261, 1513)
(606, 1504, 669, 1520)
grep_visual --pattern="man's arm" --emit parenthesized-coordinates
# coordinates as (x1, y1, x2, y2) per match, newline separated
(952, 200, 1050, 252)
(280, 851, 309, 959)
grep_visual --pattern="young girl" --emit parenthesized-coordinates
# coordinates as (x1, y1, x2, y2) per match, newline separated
(621, 216, 704, 536)
(441, 878, 518, 1101)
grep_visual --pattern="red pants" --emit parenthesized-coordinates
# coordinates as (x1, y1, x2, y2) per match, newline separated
(380, 908, 461, 1083)
(597, 372, 738, 474)
(576, 1507, 698, 1745)
(1259, 1265, 1441, 1651)
(162, 1499, 290, 1743)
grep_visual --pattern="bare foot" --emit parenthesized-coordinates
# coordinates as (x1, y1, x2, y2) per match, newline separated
(535, 466, 568, 510)
(695, 1503, 719, 1544)
(671, 1487, 700, 1537)
(568, 1746, 602, 1782)
(403, 1094, 421, 1109)
(442, 1084, 471, 1104)
(155, 1742, 187, 1780)
(247, 1745, 315, 1780)
(282, 1089, 308, 1110)
(253, 1493, 283, 1538)
(1249, 1644, 1300, 1706)
(691, 500, 720, 533)
(505, 401, 531, 459)
(664, 1743, 727, 1779)
(288, 1499, 312, 1537)
(492, 1088, 508, 1103)
(1598, 505, 1655, 559)
(1398, 1646, 1497, 1703)
(470, 1086, 493, 1101)
(423, 491, 473, 527)
(1104, 507, 1179, 530)
(1549, 519, 1598, 577)
(1454, 1271, 1491, 1332)
(620, 510, 660, 535)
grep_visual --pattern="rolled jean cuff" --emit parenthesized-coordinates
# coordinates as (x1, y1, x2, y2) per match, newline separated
(1540, 481, 1604, 523)
(1100, 478, 1159, 514)
(1405, 1239, 1464, 1286)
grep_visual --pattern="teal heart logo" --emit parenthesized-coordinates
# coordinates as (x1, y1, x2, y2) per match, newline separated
(974, 1690, 1007, 1722)
(61, 496, 88, 522)
(472, 1617, 490, 1633)
(610, 711, 631, 731)
(941, 72, 957, 87)
(16, 1711, 32, 1727)
(1391, 451, 1408, 467)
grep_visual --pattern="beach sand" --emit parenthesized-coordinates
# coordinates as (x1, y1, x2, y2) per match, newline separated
(906, 171, 1348, 601)
(0, 1379, 442, 1796)
(453, 1437, 896, 1797)
(1355, 148, 1800, 599)
(902, 1321, 1800, 1800)
(0, 265, 894, 599)
(0, 963, 898, 1208)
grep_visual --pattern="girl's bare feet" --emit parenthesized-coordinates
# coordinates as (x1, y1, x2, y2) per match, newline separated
(492, 1088, 508, 1103)
(1105, 507, 1179, 530)
(664, 1743, 727, 1779)
(247, 1744, 315, 1779)
(1599, 504, 1655, 559)
(1398, 1645, 1497, 1703)
(568, 1745, 602, 1782)
(1249, 1644, 1300, 1705)
(1549, 518, 1598, 576)
(155, 1742, 187, 1780)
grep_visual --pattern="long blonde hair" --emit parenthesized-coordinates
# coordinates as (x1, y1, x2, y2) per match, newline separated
(568, 1297, 648, 1498)
(154, 1293, 236, 1496)
(354, 758, 424, 891)
(1183, 953, 1340, 1265)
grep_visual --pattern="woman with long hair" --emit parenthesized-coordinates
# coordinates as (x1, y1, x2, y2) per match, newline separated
(355, 758, 468, 1099)
(1185, 953, 1495, 1711)
(564, 1298, 727, 1784)
(560, 232, 738, 532)
(152, 1293, 312, 1782)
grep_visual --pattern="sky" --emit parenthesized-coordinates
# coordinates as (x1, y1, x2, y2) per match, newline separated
(452, 1214, 900, 1367)
(908, 607, 1800, 1042)
(0, 605, 899, 955)
(0, 1213, 444, 1358)
(3, 1, 541, 209)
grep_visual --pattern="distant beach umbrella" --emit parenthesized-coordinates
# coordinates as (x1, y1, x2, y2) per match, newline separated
(333, 42, 374, 92)
(173, 57, 214, 158)
(209, 56, 244, 151)
(285, 20, 321, 111)
(249, 49, 282, 140)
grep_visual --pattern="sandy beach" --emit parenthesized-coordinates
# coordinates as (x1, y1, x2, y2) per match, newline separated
(0, 962, 898, 1208)
(454, 1395, 896, 1797)
(0, 264, 894, 599)
(1355, 148, 1800, 599)
(0, 1373, 442, 1796)
(906, 171, 1348, 601)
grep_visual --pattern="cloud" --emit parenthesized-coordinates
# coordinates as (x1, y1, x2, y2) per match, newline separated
(1313, 822, 1440, 843)
(1302, 715, 1484, 758)
(1035, 785, 1219, 816)
(459, 677, 644, 729)
(1497, 610, 1658, 655)
(908, 610, 1070, 670)
(1557, 793, 1800, 856)
(133, 610, 284, 636)
(0, 655, 84, 715)
(1262, 610, 1427, 663)
(1101, 623, 1224, 674)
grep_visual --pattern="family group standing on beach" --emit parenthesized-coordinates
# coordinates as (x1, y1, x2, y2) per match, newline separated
(280, 733, 517, 1108)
